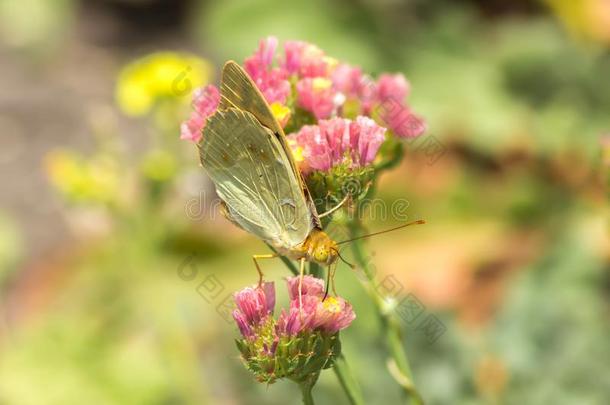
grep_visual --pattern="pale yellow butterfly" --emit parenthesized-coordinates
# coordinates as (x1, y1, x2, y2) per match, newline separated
(198, 61, 343, 284)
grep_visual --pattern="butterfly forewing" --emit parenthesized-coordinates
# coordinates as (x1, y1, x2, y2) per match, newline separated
(219, 61, 283, 135)
(200, 108, 314, 249)
(219, 61, 321, 227)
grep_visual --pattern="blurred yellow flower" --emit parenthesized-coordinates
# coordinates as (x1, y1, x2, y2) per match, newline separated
(140, 149, 178, 182)
(115, 52, 213, 116)
(45, 150, 120, 205)
(546, 0, 610, 44)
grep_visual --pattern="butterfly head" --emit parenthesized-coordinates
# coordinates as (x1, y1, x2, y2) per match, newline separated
(305, 229, 339, 266)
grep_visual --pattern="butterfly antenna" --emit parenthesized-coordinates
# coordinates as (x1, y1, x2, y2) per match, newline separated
(333, 248, 355, 269)
(337, 219, 426, 245)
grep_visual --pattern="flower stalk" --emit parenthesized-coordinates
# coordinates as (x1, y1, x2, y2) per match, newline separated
(348, 221, 424, 405)
(299, 373, 319, 405)
(332, 353, 366, 405)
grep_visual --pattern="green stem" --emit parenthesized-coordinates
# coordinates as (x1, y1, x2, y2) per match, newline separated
(299, 376, 317, 405)
(333, 353, 366, 405)
(348, 222, 424, 405)
(374, 139, 404, 172)
(309, 261, 322, 278)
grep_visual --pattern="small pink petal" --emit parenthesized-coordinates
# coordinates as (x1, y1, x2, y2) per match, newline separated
(179, 85, 220, 143)
(376, 73, 410, 103)
(296, 78, 336, 119)
(285, 275, 325, 300)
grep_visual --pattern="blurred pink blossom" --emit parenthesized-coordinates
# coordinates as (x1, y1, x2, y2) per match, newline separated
(283, 41, 330, 78)
(376, 73, 410, 103)
(331, 63, 363, 97)
(181, 37, 426, 146)
(375, 73, 425, 137)
(180, 85, 220, 143)
(296, 78, 337, 119)
(379, 99, 427, 138)
(244, 36, 291, 104)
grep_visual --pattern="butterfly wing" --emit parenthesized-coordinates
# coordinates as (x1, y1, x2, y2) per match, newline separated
(200, 108, 314, 249)
(219, 61, 321, 227)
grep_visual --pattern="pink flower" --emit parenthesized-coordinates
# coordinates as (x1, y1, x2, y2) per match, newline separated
(276, 307, 308, 337)
(279, 285, 355, 336)
(286, 275, 325, 300)
(330, 64, 381, 115)
(233, 310, 253, 339)
(358, 76, 378, 115)
(232, 281, 276, 339)
(354, 116, 387, 163)
(283, 41, 330, 78)
(332, 63, 364, 98)
(259, 70, 291, 104)
(289, 116, 386, 173)
(180, 85, 220, 143)
(311, 296, 355, 334)
(374, 73, 425, 138)
(244, 36, 291, 104)
(378, 98, 426, 138)
(296, 78, 336, 119)
(244, 36, 278, 77)
(376, 73, 410, 103)
(233, 275, 354, 342)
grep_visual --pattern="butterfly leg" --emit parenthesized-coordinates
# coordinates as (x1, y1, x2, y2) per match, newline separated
(252, 254, 277, 286)
(298, 258, 306, 309)
(318, 194, 350, 218)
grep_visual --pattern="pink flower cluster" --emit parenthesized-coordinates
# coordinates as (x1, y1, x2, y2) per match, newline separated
(232, 276, 355, 342)
(245, 36, 424, 132)
(288, 116, 386, 173)
(180, 36, 426, 166)
(179, 85, 220, 143)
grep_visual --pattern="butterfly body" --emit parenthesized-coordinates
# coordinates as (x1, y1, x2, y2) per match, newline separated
(274, 229, 338, 266)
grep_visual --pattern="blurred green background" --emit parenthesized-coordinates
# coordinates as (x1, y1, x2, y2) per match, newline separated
(0, 0, 608, 404)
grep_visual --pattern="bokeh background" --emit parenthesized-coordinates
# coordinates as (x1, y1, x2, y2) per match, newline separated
(1, 0, 609, 404)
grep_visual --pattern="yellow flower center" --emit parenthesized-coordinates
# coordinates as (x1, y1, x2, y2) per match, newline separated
(322, 297, 342, 313)
(312, 77, 332, 91)
(287, 138, 304, 163)
(270, 102, 291, 125)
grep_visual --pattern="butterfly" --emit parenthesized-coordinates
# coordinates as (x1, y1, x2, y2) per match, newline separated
(198, 61, 347, 285)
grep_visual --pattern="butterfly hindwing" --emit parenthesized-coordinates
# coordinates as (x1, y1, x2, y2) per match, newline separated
(200, 108, 314, 249)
